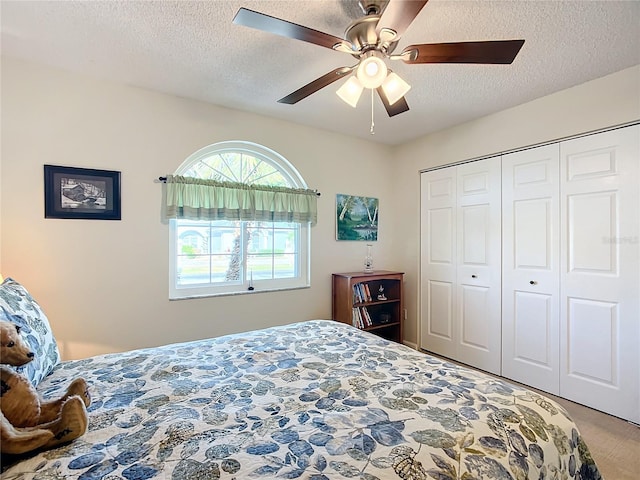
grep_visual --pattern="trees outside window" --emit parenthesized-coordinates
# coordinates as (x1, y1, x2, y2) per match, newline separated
(169, 142, 310, 299)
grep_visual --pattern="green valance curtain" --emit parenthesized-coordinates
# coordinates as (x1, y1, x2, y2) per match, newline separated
(163, 175, 318, 225)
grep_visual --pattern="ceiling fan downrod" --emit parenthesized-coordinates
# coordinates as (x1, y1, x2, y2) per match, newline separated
(358, 0, 385, 16)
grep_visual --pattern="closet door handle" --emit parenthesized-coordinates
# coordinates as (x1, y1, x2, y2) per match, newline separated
(529, 280, 537, 285)
(471, 274, 477, 278)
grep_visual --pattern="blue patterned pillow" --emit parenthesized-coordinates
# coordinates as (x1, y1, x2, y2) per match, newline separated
(0, 278, 61, 386)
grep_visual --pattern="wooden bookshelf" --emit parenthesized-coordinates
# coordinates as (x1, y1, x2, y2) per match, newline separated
(331, 271, 404, 343)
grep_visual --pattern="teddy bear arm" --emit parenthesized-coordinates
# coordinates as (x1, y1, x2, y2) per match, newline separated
(1, 413, 54, 455)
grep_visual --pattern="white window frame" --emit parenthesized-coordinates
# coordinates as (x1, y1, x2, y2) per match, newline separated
(169, 141, 311, 299)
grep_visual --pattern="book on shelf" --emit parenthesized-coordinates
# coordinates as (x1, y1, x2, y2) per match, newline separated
(352, 307, 362, 328)
(351, 306, 373, 328)
(364, 284, 372, 302)
(352, 283, 372, 304)
(362, 307, 372, 327)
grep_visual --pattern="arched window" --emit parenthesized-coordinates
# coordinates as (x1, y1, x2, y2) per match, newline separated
(169, 141, 311, 298)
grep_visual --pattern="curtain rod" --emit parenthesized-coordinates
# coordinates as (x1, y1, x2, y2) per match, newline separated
(157, 177, 321, 196)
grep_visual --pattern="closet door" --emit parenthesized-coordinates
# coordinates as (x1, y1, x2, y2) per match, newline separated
(560, 125, 639, 423)
(420, 167, 457, 358)
(502, 145, 560, 394)
(420, 157, 502, 375)
(455, 158, 502, 374)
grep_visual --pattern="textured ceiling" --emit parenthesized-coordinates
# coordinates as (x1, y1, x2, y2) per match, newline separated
(1, 0, 639, 145)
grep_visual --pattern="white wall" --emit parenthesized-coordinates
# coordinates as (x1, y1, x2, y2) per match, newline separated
(3, 56, 638, 357)
(0, 57, 399, 359)
(392, 65, 640, 346)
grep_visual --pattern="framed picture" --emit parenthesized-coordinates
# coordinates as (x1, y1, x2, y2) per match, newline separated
(44, 165, 121, 220)
(336, 194, 379, 241)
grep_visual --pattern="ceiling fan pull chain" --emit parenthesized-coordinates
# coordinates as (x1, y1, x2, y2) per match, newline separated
(370, 89, 375, 135)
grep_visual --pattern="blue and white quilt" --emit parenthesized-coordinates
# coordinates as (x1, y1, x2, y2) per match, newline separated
(3, 320, 601, 479)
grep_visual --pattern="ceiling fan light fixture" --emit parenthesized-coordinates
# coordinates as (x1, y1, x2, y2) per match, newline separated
(336, 76, 364, 107)
(356, 54, 388, 89)
(381, 72, 411, 105)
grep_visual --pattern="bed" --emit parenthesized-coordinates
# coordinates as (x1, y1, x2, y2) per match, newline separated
(1, 279, 601, 480)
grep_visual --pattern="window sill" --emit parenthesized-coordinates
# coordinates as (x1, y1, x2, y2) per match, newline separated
(169, 284, 310, 301)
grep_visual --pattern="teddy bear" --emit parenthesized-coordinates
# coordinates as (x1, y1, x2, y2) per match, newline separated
(0, 319, 91, 455)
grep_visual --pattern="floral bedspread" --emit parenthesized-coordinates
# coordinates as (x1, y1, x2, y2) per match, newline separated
(3, 320, 601, 479)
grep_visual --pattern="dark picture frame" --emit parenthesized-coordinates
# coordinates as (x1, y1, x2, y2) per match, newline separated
(44, 165, 121, 220)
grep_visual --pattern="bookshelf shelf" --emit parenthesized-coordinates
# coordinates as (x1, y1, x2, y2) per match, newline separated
(331, 270, 404, 343)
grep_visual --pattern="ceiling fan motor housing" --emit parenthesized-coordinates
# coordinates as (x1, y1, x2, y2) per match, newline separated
(344, 14, 399, 57)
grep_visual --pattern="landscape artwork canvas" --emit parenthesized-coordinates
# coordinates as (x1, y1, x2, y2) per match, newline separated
(336, 194, 379, 241)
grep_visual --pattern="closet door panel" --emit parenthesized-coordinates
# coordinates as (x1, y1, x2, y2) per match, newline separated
(566, 298, 617, 384)
(560, 125, 639, 423)
(420, 169, 457, 357)
(461, 204, 489, 264)
(568, 192, 616, 273)
(460, 285, 491, 349)
(456, 157, 502, 374)
(427, 280, 454, 340)
(512, 291, 553, 363)
(514, 199, 551, 268)
(502, 145, 560, 394)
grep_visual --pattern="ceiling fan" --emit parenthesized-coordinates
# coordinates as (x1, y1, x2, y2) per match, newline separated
(233, 0, 524, 117)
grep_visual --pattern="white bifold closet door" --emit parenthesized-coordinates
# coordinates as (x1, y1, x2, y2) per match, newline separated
(502, 145, 561, 395)
(559, 126, 639, 423)
(420, 157, 502, 374)
(421, 125, 639, 422)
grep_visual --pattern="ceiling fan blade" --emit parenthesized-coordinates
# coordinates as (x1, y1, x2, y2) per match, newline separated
(377, 87, 410, 117)
(377, 0, 429, 40)
(278, 67, 354, 104)
(233, 8, 346, 50)
(402, 40, 525, 64)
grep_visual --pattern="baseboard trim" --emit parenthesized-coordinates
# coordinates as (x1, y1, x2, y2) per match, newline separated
(403, 340, 418, 350)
